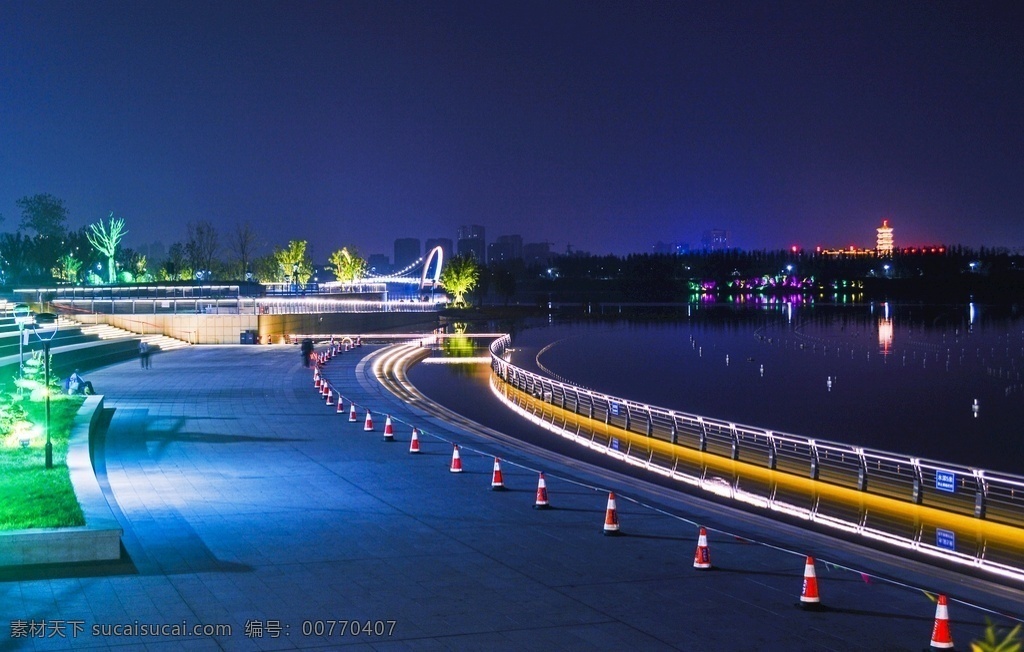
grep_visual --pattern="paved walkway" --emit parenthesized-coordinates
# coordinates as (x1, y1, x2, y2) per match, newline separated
(1, 344, 1021, 651)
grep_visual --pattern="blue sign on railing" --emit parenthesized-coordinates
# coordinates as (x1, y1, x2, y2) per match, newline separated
(609, 402, 621, 417)
(936, 528, 956, 551)
(935, 470, 957, 493)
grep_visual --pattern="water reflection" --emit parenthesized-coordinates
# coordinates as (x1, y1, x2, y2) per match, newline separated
(877, 317, 893, 355)
(412, 303, 1024, 474)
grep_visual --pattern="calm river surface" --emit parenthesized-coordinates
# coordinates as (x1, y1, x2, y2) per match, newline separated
(408, 302, 1024, 476)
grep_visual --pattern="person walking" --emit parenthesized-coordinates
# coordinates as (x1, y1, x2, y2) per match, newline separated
(139, 340, 151, 369)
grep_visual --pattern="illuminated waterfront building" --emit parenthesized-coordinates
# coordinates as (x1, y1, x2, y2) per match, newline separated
(876, 219, 894, 257)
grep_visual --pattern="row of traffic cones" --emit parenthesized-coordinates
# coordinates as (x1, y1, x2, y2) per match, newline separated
(310, 366, 957, 650)
(795, 555, 955, 649)
(446, 445, 550, 507)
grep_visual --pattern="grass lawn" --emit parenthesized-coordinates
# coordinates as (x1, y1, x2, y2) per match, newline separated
(0, 396, 86, 530)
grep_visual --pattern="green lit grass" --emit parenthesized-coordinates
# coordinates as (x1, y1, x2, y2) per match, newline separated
(0, 396, 86, 530)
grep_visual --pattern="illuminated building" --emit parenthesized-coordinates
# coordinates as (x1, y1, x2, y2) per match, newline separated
(819, 246, 875, 258)
(876, 219, 894, 257)
(701, 229, 730, 251)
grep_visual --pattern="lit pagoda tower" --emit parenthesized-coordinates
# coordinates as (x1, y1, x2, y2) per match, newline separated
(876, 219, 894, 257)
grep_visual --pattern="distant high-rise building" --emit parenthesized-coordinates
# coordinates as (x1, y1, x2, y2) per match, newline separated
(522, 242, 553, 268)
(701, 229, 730, 251)
(425, 238, 453, 264)
(393, 238, 421, 271)
(876, 219, 894, 257)
(367, 253, 391, 275)
(488, 234, 523, 264)
(457, 225, 486, 262)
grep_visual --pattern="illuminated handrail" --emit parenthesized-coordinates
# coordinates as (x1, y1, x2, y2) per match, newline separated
(488, 334, 1024, 582)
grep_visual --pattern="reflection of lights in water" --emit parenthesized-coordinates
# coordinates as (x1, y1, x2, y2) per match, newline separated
(878, 317, 893, 355)
(827, 376, 833, 391)
(973, 399, 979, 418)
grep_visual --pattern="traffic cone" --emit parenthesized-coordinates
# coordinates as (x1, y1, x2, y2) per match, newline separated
(382, 415, 395, 442)
(325, 387, 333, 405)
(449, 444, 463, 473)
(490, 457, 506, 490)
(363, 410, 374, 431)
(409, 427, 421, 453)
(929, 594, 954, 650)
(603, 492, 620, 535)
(693, 526, 712, 569)
(336, 395, 344, 414)
(349, 403, 357, 422)
(798, 556, 822, 609)
(533, 472, 550, 509)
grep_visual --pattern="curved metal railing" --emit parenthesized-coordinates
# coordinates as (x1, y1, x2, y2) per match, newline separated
(488, 334, 1024, 581)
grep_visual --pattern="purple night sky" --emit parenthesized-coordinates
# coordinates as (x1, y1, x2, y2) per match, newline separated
(1, 1, 1022, 259)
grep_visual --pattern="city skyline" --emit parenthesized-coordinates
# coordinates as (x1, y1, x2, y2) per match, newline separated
(2, 2, 1022, 259)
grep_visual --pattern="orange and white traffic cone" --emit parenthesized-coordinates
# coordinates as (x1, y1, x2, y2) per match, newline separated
(490, 457, 506, 490)
(382, 415, 394, 442)
(603, 492, 621, 536)
(336, 395, 344, 414)
(409, 427, 421, 453)
(798, 556, 822, 609)
(929, 594, 954, 650)
(363, 410, 374, 431)
(693, 526, 712, 569)
(325, 387, 333, 405)
(449, 444, 463, 473)
(349, 403, 357, 423)
(533, 472, 550, 509)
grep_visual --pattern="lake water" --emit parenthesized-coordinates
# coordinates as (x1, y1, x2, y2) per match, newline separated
(408, 302, 1024, 476)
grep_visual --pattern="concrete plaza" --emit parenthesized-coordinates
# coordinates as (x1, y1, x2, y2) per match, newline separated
(1, 344, 1021, 651)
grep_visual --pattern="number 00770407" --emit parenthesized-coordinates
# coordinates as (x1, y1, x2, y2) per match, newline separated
(301, 620, 397, 637)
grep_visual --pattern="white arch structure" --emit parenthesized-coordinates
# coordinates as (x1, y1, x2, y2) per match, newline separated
(419, 246, 444, 289)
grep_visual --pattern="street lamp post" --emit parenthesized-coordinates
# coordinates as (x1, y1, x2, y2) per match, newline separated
(33, 321, 59, 470)
(43, 339, 52, 469)
(13, 304, 32, 382)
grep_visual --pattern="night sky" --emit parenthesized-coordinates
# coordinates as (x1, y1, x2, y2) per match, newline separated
(2, 1, 1022, 260)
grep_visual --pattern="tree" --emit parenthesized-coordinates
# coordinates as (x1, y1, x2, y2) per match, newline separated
(17, 194, 70, 276)
(492, 268, 517, 305)
(51, 253, 83, 283)
(17, 193, 68, 238)
(251, 253, 280, 283)
(158, 243, 191, 281)
(86, 212, 128, 284)
(0, 232, 30, 285)
(228, 222, 259, 280)
(185, 220, 219, 280)
(274, 240, 313, 284)
(328, 247, 367, 283)
(439, 254, 479, 307)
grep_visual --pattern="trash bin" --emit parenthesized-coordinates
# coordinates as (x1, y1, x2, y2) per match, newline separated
(240, 330, 256, 344)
